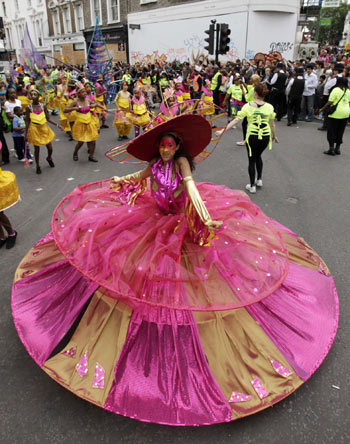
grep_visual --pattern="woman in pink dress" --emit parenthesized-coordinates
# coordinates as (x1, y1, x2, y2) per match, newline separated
(12, 114, 338, 426)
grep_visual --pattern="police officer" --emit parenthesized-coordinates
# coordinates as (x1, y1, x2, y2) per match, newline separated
(268, 62, 287, 121)
(286, 68, 305, 126)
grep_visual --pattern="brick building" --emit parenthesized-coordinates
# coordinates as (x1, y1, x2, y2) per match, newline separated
(46, 0, 86, 65)
(82, 0, 128, 63)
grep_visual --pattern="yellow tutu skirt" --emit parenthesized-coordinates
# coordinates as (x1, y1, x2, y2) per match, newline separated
(0, 168, 20, 211)
(114, 111, 132, 137)
(133, 113, 150, 127)
(72, 121, 99, 142)
(67, 111, 77, 124)
(92, 113, 100, 129)
(28, 123, 55, 146)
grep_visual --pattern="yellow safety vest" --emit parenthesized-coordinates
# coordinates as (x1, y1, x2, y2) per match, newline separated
(211, 72, 221, 91)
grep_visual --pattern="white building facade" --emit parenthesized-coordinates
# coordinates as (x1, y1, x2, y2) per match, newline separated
(2, 0, 51, 62)
(128, 0, 300, 64)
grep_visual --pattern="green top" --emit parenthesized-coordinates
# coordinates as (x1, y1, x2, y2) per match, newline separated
(159, 78, 169, 88)
(328, 87, 350, 119)
(245, 85, 255, 103)
(227, 84, 246, 102)
(237, 102, 276, 156)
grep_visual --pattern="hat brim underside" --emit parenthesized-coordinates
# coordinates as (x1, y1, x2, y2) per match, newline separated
(127, 114, 212, 162)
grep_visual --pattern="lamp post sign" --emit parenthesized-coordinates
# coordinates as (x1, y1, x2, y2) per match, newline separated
(322, 0, 340, 7)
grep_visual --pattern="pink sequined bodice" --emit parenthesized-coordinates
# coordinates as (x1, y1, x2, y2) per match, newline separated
(151, 159, 186, 214)
(78, 106, 90, 114)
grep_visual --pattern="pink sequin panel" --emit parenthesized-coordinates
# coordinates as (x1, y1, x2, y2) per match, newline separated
(269, 358, 293, 377)
(63, 346, 76, 358)
(251, 377, 268, 399)
(92, 362, 105, 389)
(229, 392, 251, 403)
(76, 350, 88, 377)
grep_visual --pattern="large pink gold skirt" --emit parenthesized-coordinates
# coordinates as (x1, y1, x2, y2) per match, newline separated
(12, 180, 338, 426)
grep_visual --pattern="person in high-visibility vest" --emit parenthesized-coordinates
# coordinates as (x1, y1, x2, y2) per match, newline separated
(191, 70, 203, 100)
(210, 67, 222, 115)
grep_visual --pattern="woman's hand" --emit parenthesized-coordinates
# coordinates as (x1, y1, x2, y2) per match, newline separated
(57, 124, 64, 131)
(215, 129, 225, 137)
(272, 136, 279, 143)
(112, 176, 121, 183)
(207, 220, 223, 230)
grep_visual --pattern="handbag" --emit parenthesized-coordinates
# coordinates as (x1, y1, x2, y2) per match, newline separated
(326, 90, 346, 115)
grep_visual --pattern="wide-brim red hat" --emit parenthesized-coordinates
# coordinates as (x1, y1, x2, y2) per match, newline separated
(126, 114, 212, 162)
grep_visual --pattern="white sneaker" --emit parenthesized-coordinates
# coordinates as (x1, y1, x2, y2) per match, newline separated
(236, 140, 246, 146)
(246, 184, 256, 194)
(18, 158, 26, 162)
(255, 179, 263, 187)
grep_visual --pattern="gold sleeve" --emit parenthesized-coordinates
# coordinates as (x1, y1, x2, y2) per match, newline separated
(113, 170, 144, 184)
(183, 176, 213, 226)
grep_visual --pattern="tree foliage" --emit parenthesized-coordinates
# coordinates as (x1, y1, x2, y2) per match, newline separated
(317, 2, 350, 45)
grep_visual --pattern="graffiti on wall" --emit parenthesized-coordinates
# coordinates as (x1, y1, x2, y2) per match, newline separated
(130, 34, 241, 65)
(269, 41, 294, 53)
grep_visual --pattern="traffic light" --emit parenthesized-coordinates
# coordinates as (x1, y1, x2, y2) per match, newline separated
(219, 23, 231, 55)
(204, 24, 215, 55)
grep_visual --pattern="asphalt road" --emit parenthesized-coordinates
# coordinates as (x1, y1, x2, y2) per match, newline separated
(1, 111, 349, 444)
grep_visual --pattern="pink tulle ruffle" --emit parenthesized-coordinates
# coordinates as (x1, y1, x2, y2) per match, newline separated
(51, 180, 289, 311)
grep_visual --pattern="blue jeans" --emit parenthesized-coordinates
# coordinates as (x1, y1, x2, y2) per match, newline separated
(300, 95, 315, 121)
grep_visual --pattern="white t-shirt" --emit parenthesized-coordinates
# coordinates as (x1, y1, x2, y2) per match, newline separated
(4, 99, 22, 116)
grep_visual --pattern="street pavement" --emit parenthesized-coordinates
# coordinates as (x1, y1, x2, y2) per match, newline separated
(0, 111, 349, 444)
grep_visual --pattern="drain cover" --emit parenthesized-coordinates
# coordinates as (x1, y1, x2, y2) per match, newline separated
(286, 197, 298, 204)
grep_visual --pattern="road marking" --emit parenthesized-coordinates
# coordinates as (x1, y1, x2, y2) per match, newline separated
(93, 169, 100, 172)
(36, 188, 43, 192)
(67, 177, 75, 181)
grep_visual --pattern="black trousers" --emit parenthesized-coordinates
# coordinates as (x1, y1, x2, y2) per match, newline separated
(13, 136, 31, 160)
(246, 135, 269, 185)
(320, 95, 329, 129)
(327, 117, 347, 146)
(269, 89, 286, 120)
(0, 131, 9, 163)
(213, 89, 220, 114)
(287, 96, 302, 123)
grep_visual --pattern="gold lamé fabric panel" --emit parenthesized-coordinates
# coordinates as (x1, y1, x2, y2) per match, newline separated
(281, 232, 330, 275)
(194, 309, 303, 419)
(43, 291, 132, 407)
(14, 235, 64, 283)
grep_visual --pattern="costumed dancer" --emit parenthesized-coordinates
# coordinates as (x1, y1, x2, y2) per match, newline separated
(66, 89, 78, 141)
(16, 85, 31, 113)
(11, 113, 338, 426)
(25, 88, 63, 174)
(114, 81, 132, 141)
(84, 81, 100, 131)
(217, 83, 278, 194)
(56, 74, 71, 139)
(180, 79, 193, 112)
(64, 82, 99, 162)
(0, 141, 18, 249)
(94, 79, 108, 129)
(200, 79, 215, 123)
(149, 90, 179, 128)
(131, 88, 151, 137)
